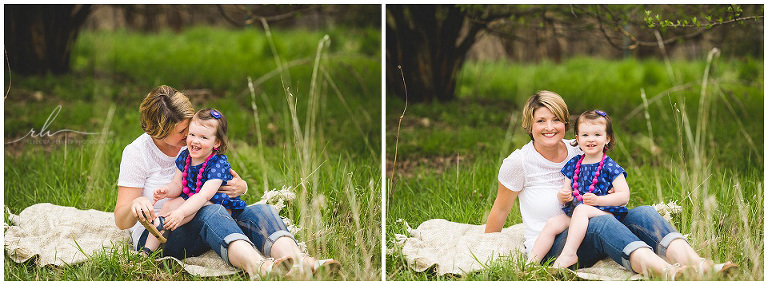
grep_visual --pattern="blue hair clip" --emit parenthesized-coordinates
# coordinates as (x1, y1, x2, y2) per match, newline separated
(595, 110, 607, 117)
(210, 110, 221, 119)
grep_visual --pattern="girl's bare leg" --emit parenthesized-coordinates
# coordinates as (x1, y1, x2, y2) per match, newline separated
(552, 205, 609, 268)
(528, 214, 571, 263)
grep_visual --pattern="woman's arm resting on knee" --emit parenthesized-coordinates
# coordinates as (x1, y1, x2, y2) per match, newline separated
(218, 169, 247, 198)
(115, 186, 154, 229)
(485, 182, 519, 233)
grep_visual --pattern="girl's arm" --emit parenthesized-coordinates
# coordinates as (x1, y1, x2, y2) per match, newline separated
(584, 175, 630, 207)
(162, 179, 223, 230)
(485, 182, 519, 233)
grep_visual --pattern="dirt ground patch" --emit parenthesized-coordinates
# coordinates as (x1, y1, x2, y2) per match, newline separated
(386, 153, 475, 180)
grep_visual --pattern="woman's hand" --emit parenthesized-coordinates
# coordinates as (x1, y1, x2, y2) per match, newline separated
(162, 210, 185, 231)
(130, 196, 156, 222)
(219, 169, 248, 198)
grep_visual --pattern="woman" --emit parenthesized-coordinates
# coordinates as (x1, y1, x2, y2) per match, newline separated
(114, 85, 339, 279)
(485, 90, 735, 279)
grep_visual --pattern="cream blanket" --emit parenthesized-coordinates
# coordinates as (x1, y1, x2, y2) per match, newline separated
(4, 187, 299, 277)
(395, 202, 682, 281)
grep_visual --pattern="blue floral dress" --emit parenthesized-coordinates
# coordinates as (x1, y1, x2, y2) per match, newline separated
(560, 154, 628, 219)
(175, 149, 246, 210)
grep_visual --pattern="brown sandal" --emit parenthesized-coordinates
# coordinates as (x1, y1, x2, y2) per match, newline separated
(253, 256, 294, 280)
(310, 258, 341, 276)
(138, 216, 167, 244)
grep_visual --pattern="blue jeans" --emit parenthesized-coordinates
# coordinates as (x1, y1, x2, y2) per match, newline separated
(543, 206, 687, 272)
(159, 203, 295, 265)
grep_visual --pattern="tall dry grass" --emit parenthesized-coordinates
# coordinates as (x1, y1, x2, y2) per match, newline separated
(245, 18, 380, 280)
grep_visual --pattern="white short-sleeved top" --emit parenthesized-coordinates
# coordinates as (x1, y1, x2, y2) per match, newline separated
(117, 133, 184, 248)
(498, 139, 582, 253)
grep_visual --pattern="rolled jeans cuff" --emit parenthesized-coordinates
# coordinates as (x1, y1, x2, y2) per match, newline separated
(221, 233, 252, 267)
(264, 230, 296, 257)
(621, 241, 652, 272)
(657, 232, 687, 258)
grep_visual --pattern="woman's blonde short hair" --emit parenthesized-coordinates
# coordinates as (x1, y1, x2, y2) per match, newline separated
(139, 85, 195, 139)
(521, 90, 570, 139)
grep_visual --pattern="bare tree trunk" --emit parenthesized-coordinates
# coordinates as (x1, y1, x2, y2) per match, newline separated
(386, 5, 482, 102)
(5, 5, 92, 75)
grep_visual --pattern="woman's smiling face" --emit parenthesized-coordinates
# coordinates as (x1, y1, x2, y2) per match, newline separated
(531, 107, 566, 147)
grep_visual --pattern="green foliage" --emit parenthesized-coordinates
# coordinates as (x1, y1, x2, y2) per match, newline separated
(644, 4, 760, 29)
(386, 56, 763, 280)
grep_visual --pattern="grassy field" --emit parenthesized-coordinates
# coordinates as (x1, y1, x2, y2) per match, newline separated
(386, 55, 763, 280)
(4, 25, 381, 281)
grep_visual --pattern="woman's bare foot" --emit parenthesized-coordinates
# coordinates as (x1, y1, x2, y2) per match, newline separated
(552, 253, 578, 268)
(694, 258, 738, 278)
(660, 264, 687, 280)
(299, 255, 341, 276)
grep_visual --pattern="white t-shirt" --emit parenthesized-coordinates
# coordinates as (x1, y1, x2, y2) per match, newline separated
(117, 133, 184, 248)
(497, 139, 582, 253)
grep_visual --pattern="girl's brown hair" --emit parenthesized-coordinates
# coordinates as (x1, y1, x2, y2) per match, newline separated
(570, 109, 615, 152)
(139, 85, 195, 139)
(193, 108, 229, 155)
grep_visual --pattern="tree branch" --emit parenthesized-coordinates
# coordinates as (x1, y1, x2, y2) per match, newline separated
(236, 5, 317, 25)
(217, 5, 243, 27)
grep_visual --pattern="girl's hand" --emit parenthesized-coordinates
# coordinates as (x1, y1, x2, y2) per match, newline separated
(131, 196, 155, 222)
(153, 187, 169, 202)
(582, 193, 600, 206)
(219, 169, 247, 198)
(162, 210, 185, 231)
(558, 188, 573, 204)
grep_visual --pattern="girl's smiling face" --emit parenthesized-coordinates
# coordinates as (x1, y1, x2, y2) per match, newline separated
(531, 107, 566, 147)
(186, 119, 220, 161)
(576, 119, 610, 157)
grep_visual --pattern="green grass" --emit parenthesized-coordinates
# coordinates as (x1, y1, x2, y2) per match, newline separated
(386, 56, 763, 280)
(5, 25, 381, 281)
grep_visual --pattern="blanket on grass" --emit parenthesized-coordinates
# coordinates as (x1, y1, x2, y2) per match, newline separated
(395, 202, 682, 281)
(4, 187, 299, 277)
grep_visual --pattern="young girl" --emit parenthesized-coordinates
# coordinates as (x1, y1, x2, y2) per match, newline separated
(142, 108, 248, 254)
(527, 109, 629, 269)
